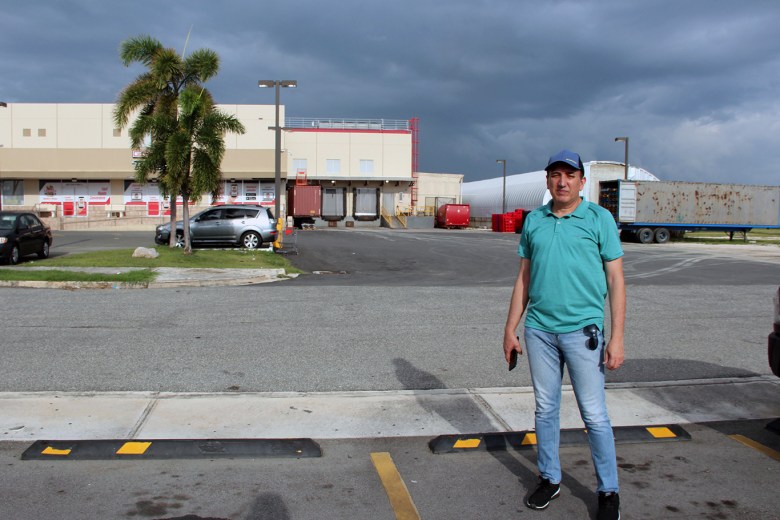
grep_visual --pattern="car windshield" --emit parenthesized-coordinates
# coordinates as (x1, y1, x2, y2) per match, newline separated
(0, 215, 18, 230)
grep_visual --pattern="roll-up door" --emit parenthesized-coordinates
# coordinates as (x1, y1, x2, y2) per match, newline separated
(354, 188, 378, 218)
(322, 188, 345, 219)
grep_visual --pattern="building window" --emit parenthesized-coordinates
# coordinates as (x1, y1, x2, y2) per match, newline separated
(1, 179, 24, 206)
(360, 160, 374, 174)
(293, 159, 308, 175)
(113, 128, 122, 137)
(326, 159, 341, 174)
(23, 128, 31, 137)
(38, 128, 46, 137)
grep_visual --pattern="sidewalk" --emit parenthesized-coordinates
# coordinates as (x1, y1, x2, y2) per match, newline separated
(2, 376, 778, 441)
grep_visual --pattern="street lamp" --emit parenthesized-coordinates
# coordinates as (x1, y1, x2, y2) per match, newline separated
(614, 137, 629, 180)
(258, 80, 297, 226)
(496, 159, 507, 214)
(0, 102, 6, 210)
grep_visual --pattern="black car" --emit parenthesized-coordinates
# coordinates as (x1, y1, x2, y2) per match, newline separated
(0, 211, 53, 264)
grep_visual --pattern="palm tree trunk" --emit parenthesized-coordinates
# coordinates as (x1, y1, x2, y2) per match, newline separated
(168, 198, 178, 248)
(181, 187, 193, 255)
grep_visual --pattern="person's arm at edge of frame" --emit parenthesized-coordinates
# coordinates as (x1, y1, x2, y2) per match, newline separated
(503, 257, 530, 364)
(604, 257, 626, 370)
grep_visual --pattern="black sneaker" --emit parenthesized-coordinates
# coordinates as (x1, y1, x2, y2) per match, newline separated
(597, 491, 620, 520)
(525, 477, 560, 510)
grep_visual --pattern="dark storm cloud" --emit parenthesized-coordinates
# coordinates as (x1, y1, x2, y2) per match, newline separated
(1, 0, 779, 184)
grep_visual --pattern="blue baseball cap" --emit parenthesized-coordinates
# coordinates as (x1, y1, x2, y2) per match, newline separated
(545, 149, 584, 172)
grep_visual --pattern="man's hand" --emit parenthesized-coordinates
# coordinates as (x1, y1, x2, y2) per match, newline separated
(604, 338, 624, 370)
(503, 330, 523, 364)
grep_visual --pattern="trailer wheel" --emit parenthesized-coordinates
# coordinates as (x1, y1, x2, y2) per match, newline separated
(636, 227, 654, 244)
(654, 227, 671, 244)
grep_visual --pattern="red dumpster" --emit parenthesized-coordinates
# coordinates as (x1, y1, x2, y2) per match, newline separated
(436, 204, 470, 229)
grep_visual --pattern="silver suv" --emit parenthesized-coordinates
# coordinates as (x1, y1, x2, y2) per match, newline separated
(155, 205, 277, 249)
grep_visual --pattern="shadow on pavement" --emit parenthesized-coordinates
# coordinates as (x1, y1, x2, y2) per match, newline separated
(392, 357, 599, 513)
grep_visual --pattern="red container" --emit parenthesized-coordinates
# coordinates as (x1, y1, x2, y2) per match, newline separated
(513, 209, 524, 233)
(436, 204, 470, 228)
(500, 213, 516, 232)
(287, 185, 321, 217)
(492, 213, 502, 232)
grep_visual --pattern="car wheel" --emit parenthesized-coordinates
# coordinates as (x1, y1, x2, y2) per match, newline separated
(175, 232, 185, 248)
(9, 244, 20, 265)
(241, 231, 262, 249)
(38, 241, 50, 259)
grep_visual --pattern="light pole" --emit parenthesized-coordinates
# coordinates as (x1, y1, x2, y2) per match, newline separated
(258, 80, 297, 226)
(614, 137, 629, 180)
(0, 102, 6, 210)
(496, 159, 507, 214)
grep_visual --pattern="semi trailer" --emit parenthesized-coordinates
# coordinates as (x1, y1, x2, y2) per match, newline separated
(598, 180, 780, 244)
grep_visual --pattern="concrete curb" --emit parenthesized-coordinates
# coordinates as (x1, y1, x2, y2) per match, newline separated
(0, 267, 289, 289)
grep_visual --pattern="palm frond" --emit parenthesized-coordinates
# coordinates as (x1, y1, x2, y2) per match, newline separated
(119, 35, 163, 67)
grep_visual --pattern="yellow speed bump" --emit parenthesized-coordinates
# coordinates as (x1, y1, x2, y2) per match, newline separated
(430, 425, 690, 454)
(22, 438, 322, 460)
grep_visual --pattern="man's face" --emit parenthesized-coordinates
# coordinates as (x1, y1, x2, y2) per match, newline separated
(546, 164, 586, 206)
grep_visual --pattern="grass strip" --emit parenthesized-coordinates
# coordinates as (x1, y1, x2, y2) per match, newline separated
(0, 247, 301, 282)
(0, 269, 155, 283)
(37, 247, 299, 270)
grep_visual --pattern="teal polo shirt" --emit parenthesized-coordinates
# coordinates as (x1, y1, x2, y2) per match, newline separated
(518, 199, 623, 333)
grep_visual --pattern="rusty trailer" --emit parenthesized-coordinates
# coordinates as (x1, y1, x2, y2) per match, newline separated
(598, 180, 780, 244)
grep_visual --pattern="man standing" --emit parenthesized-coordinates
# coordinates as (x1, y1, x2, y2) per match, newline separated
(503, 150, 626, 520)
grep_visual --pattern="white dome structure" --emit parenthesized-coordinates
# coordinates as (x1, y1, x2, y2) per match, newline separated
(462, 161, 659, 218)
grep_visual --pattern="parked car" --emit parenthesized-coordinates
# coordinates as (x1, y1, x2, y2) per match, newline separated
(770, 287, 780, 377)
(155, 205, 278, 250)
(0, 211, 53, 264)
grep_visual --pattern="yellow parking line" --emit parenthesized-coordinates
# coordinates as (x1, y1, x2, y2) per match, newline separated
(728, 435, 780, 462)
(370, 452, 421, 520)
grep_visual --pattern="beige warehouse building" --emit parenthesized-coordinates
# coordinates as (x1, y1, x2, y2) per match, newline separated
(0, 104, 462, 229)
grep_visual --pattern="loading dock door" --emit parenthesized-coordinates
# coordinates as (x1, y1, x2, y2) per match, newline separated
(322, 188, 345, 218)
(354, 188, 378, 218)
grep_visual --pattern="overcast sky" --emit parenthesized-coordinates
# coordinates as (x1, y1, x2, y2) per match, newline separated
(2, 0, 779, 185)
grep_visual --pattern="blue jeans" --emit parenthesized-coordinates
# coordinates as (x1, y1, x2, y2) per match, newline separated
(524, 326, 619, 493)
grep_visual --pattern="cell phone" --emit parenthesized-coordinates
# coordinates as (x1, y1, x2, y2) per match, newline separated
(508, 349, 518, 371)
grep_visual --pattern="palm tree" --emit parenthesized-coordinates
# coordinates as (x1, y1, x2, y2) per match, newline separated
(164, 87, 246, 253)
(113, 35, 219, 247)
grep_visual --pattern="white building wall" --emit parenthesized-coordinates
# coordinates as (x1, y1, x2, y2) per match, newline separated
(285, 130, 412, 180)
(0, 103, 417, 227)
